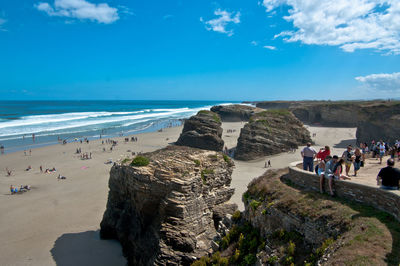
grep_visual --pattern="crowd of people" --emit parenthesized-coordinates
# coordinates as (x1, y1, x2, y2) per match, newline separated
(301, 140, 400, 196)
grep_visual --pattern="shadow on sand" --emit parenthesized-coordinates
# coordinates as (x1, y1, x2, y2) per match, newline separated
(334, 139, 357, 149)
(51, 230, 126, 266)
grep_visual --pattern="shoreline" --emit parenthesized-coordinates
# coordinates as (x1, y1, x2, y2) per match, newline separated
(0, 119, 184, 155)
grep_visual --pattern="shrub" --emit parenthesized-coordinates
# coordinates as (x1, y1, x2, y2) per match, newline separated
(223, 154, 233, 166)
(243, 254, 257, 265)
(121, 158, 131, 164)
(287, 241, 296, 256)
(232, 210, 241, 222)
(250, 200, 262, 211)
(268, 255, 278, 264)
(193, 159, 200, 167)
(130, 156, 150, 167)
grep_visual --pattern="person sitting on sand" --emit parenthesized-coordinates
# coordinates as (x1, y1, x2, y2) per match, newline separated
(10, 185, 15, 194)
(57, 174, 66, 180)
(26, 165, 32, 171)
(6, 168, 12, 176)
(377, 158, 400, 190)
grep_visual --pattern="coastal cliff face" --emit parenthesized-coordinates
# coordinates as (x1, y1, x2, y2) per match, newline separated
(255, 100, 400, 143)
(210, 105, 263, 122)
(234, 110, 311, 161)
(176, 110, 224, 151)
(241, 169, 399, 265)
(100, 145, 235, 265)
(193, 169, 399, 265)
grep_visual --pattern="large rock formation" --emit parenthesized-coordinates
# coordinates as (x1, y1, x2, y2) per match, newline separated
(253, 100, 400, 143)
(356, 103, 400, 144)
(175, 110, 224, 151)
(100, 145, 235, 265)
(210, 104, 263, 122)
(234, 110, 311, 160)
(241, 169, 400, 265)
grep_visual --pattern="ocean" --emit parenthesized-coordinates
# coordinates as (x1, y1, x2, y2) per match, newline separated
(0, 100, 237, 154)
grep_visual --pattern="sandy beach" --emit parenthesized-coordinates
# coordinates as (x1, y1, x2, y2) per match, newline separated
(0, 122, 385, 266)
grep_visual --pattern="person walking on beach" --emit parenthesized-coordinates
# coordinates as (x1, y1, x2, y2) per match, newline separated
(0, 145, 4, 155)
(301, 142, 317, 172)
(342, 145, 354, 176)
(377, 158, 400, 190)
(268, 160, 271, 167)
(40, 165, 43, 173)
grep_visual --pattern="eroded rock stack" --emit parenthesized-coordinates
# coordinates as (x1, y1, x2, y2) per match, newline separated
(235, 110, 311, 160)
(100, 145, 235, 265)
(210, 104, 263, 122)
(176, 110, 224, 151)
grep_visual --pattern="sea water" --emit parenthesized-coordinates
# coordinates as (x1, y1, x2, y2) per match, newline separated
(0, 100, 236, 154)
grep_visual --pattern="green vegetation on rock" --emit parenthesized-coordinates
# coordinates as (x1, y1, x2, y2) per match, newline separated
(130, 156, 150, 167)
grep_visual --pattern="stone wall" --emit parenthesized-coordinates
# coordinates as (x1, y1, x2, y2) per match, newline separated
(286, 162, 400, 222)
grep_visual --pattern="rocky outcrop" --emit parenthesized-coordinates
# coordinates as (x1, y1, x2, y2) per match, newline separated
(254, 100, 400, 143)
(100, 145, 236, 265)
(234, 110, 311, 160)
(210, 104, 263, 122)
(175, 110, 224, 151)
(241, 169, 399, 265)
(356, 104, 400, 144)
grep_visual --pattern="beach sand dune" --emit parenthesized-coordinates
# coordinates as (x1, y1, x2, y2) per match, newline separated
(0, 123, 357, 265)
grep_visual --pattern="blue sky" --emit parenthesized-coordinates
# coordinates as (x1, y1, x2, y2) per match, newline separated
(0, 0, 399, 101)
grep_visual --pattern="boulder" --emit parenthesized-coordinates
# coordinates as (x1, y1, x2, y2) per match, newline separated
(210, 104, 263, 122)
(175, 110, 224, 151)
(235, 110, 311, 160)
(100, 145, 235, 265)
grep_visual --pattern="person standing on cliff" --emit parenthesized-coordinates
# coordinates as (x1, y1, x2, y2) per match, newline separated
(301, 142, 317, 172)
(342, 145, 354, 176)
(377, 158, 400, 190)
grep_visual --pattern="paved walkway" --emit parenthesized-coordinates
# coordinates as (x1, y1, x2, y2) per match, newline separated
(348, 156, 400, 196)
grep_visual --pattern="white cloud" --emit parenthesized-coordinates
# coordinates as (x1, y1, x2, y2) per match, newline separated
(263, 0, 400, 54)
(35, 0, 119, 24)
(355, 72, 400, 92)
(263, 45, 277, 50)
(201, 9, 240, 36)
(251, 40, 259, 46)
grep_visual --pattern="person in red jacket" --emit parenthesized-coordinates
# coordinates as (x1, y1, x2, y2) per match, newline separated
(317, 146, 330, 161)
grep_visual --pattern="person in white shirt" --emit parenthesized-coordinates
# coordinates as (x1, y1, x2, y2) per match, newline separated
(301, 142, 317, 172)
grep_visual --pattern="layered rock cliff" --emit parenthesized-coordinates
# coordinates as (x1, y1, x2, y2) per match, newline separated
(234, 110, 311, 161)
(100, 145, 235, 265)
(176, 110, 224, 151)
(242, 169, 400, 265)
(254, 100, 400, 143)
(192, 169, 400, 265)
(210, 104, 263, 122)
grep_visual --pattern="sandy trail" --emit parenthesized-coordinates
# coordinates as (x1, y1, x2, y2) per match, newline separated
(221, 123, 357, 210)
